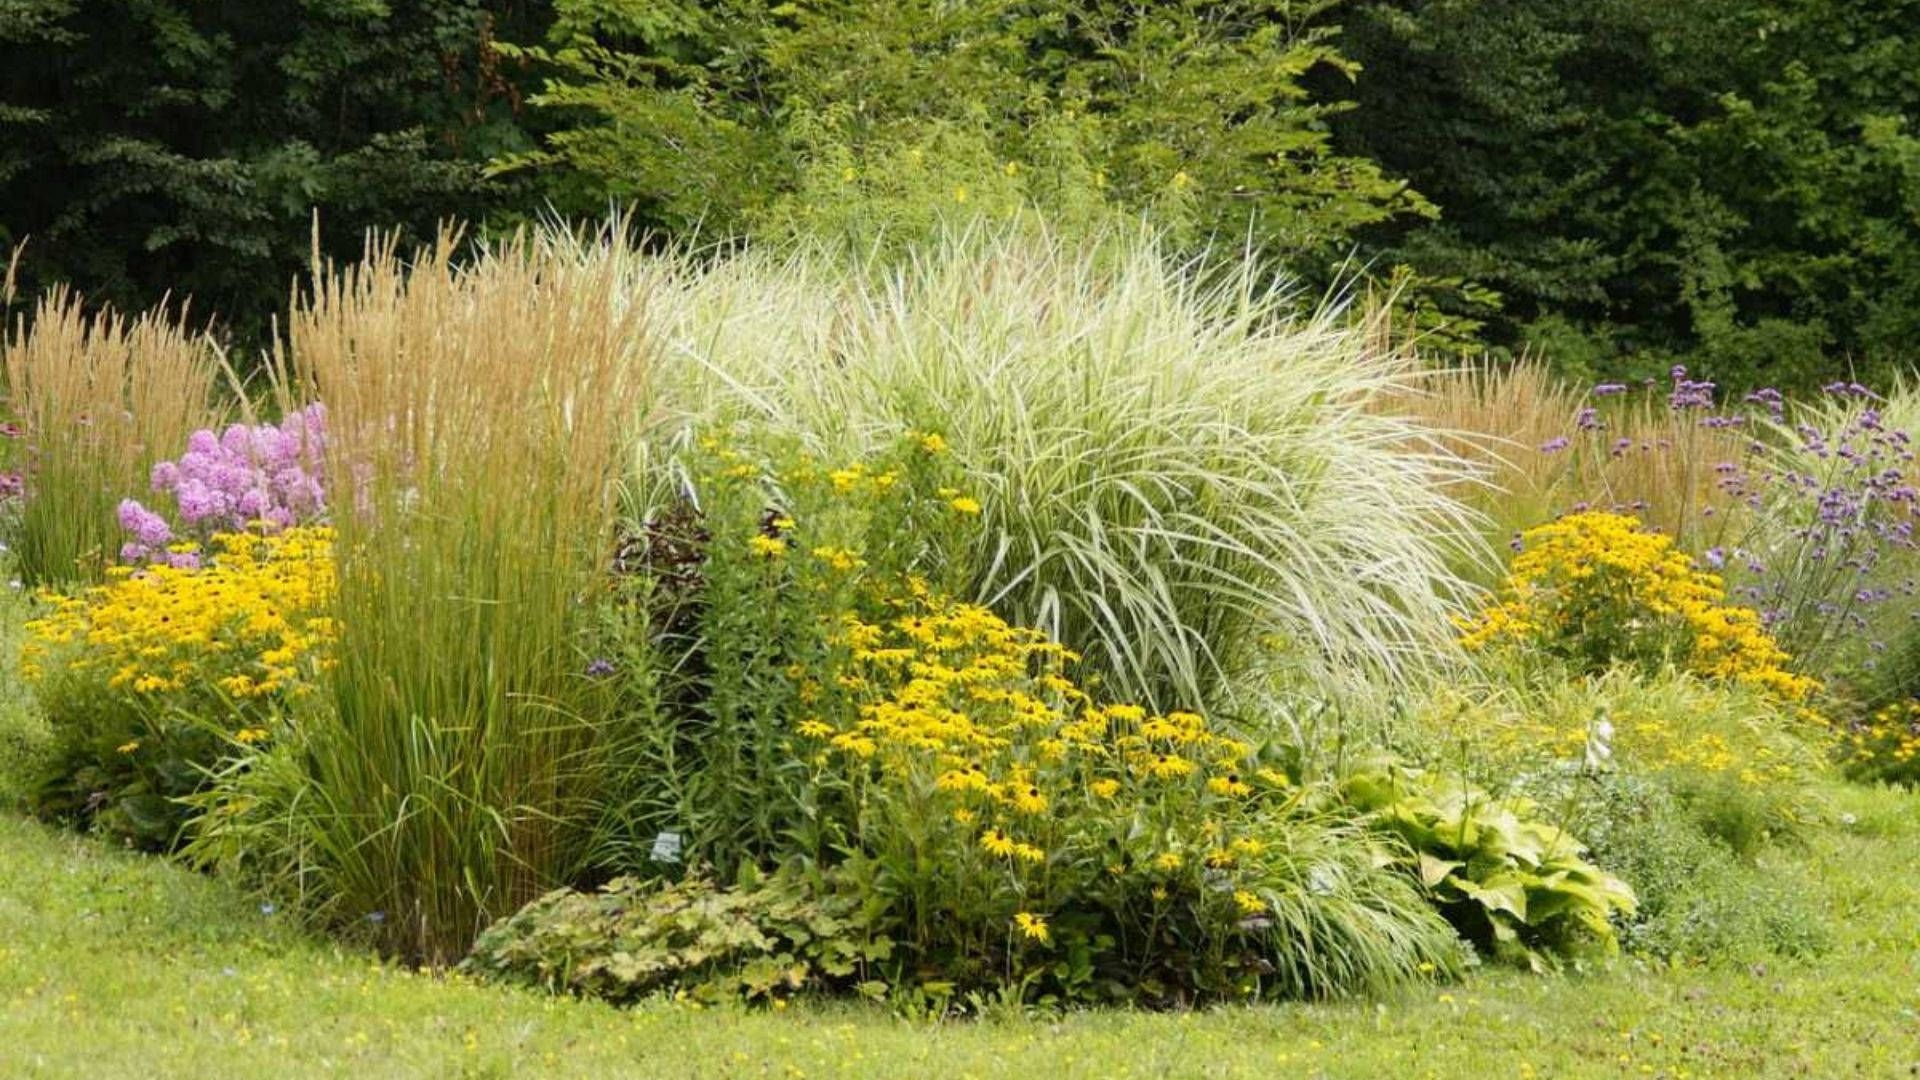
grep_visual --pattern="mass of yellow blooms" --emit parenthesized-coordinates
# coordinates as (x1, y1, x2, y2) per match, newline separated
(1458, 511, 1816, 702)
(797, 575, 1292, 894)
(21, 526, 337, 701)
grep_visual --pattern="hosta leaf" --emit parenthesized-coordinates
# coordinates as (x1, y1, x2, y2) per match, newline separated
(1417, 852, 1463, 888)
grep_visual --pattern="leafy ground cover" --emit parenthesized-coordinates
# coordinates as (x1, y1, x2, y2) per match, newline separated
(2, 783, 1915, 1079)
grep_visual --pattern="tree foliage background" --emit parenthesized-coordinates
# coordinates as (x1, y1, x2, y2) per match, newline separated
(0, 0, 538, 342)
(3, 0, 1916, 388)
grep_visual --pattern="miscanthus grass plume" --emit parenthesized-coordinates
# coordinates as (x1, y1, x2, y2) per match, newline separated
(643, 227, 1484, 712)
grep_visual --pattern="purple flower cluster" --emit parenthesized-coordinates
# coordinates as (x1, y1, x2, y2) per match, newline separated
(1536, 369, 1920, 671)
(1716, 407, 1920, 663)
(118, 404, 328, 564)
(1666, 365, 1718, 411)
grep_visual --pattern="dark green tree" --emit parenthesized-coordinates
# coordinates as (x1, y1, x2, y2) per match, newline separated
(498, 0, 1440, 293)
(0, 0, 543, 343)
(1329, 0, 1920, 387)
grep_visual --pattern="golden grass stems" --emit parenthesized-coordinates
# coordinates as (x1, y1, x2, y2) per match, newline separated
(272, 225, 659, 961)
(1396, 360, 1750, 555)
(1, 286, 221, 584)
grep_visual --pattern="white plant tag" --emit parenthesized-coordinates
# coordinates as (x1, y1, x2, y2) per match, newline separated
(649, 831, 684, 864)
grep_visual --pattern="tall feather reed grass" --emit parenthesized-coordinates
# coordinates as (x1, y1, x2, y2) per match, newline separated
(1398, 361, 1748, 560)
(0, 285, 221, 585)
(638, 228, 1484, 711)
(240, 228, 657, 962)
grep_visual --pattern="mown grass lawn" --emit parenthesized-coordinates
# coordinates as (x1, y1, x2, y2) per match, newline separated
(1, 785, 1916, 1079)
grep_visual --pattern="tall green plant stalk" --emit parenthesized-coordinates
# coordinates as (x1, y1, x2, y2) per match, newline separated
(0, 287, 221, 586)
(276, 227, 656, 962)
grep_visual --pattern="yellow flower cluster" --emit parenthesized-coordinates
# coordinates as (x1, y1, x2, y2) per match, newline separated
(22, 526, 337, 701)
(796, 581, 1287, 887)
(1840, 700, 1920, 780)
(1459, 511, 1816, 701)
(1481, 707, 1803, 788)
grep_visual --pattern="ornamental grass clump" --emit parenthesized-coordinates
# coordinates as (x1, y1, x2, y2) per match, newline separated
(1397, 361, 1749, 563)
(191, 228, 657, 962)
(1, 285, 222, 585)
(20, 526, 336, 848)
(647, 227, 1482, 712)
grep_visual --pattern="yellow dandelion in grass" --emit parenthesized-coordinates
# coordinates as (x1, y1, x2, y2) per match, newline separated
(918, 432, 948, 455)
(234, 728, 270, 746)
(748, 535, 788, 558)
(1154, 851, 1184, 872)
(116, 740, 140, 755)
(1013, 911, 1049, 943)
(1089, 778, 1121, 798)
(948, 495, 982, 515)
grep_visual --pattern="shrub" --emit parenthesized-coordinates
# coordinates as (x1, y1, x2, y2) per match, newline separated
(1467, 669, 1823, 804)
(1459, 510, 1817, 702)
(1407, 668, 1824, 860)
(1, 286, 222, 586)
(797, 588, 1463, 1003)
(596, 429, 980, 875)
(649, 228, 1483, 712)
(19, 526, 335, 848)
(1335, 763, 1637, 967)
(184, 229, 655, 962)
(1579, 774, 1829, 964)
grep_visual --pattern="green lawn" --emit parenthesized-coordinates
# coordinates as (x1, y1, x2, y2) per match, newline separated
(2, 784, 1917, 1079)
